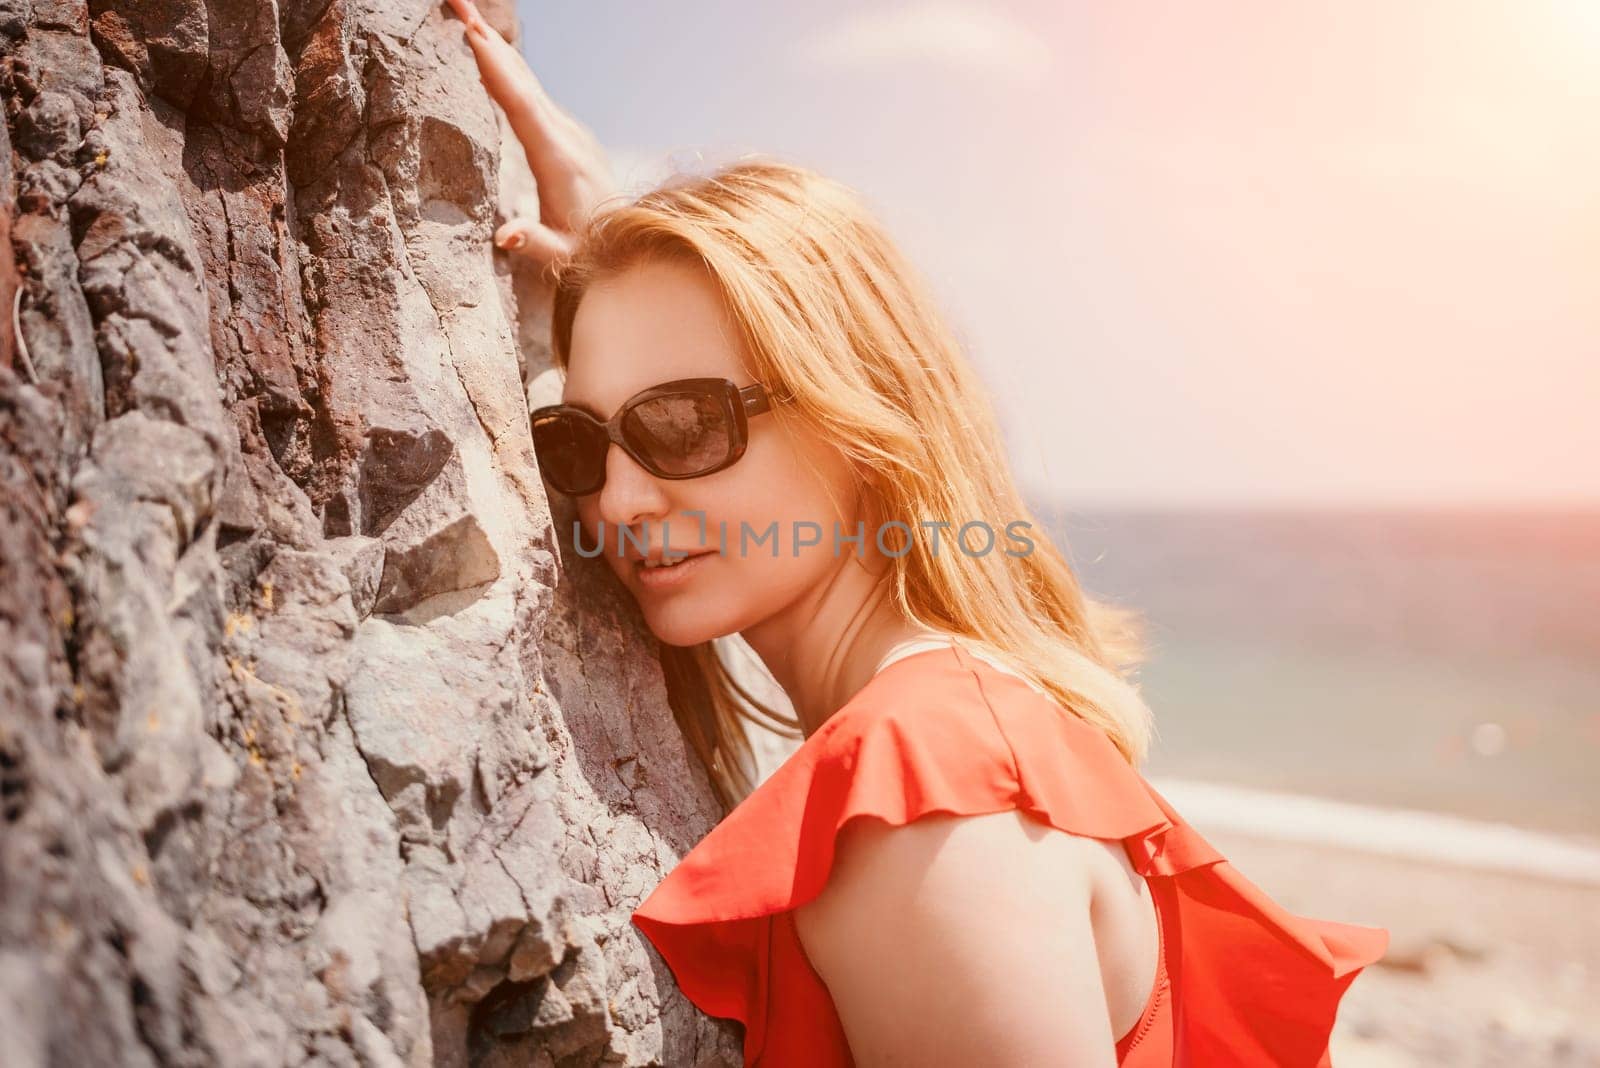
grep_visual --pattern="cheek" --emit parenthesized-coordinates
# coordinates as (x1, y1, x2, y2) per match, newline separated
(574, 499, 602, 545)
(631, 460, 855, 641)
(711, 442, 863, 581)
(573, 430, 868, 644)
(570, 499, 630, 581)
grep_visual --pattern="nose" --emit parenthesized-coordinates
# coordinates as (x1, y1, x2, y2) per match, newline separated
(593, 440, 671, 531)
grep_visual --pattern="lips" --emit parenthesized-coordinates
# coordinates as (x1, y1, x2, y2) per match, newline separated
(633, 548, 716, 572)
(632, 547, 717, 591)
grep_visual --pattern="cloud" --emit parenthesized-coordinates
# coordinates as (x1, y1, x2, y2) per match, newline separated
(792, 2, 1052, 87)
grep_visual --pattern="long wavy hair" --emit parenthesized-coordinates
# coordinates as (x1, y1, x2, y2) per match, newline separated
(549, 157, 1155, 815)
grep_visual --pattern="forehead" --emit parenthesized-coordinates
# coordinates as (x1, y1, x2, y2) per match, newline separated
(563, 258, 752, 416)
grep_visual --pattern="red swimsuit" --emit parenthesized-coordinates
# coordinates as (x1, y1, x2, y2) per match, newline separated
(633, 641, 1389, 1066)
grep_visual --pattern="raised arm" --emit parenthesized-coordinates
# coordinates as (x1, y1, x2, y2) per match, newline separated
(442, 0, 620, 273)
(792, 809, 1122, 1067)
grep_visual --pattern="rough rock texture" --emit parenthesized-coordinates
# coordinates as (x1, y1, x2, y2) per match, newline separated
(0, 1, 740, 1064)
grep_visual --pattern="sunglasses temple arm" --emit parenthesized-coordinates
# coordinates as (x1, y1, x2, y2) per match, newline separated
(740, 383, 773, 416)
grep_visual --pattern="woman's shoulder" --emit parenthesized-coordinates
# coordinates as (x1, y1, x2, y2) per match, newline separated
(633, 642, 1155, 930)
(801, 641, 1030, 799)
(631, 641, 1391, 1066)
(824, 641, 1176, 840)
(626, 642, 1116, 1051)
(808, 638, 1124, 770)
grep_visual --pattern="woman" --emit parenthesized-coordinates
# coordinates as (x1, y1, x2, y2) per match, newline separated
(445, 3, 1389, 1065)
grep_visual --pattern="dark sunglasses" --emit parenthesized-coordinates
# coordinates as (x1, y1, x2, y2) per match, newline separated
(530, 377, 786, 497)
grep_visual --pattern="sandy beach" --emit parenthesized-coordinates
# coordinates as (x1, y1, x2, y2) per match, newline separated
(1207, 829, 1600, 1067)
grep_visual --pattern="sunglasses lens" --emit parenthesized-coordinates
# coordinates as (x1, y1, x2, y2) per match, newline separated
(622, 392, 735, 476)
(531, 410, 608, 494)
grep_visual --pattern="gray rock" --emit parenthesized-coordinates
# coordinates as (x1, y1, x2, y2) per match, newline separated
(0, 2, 737, 1064)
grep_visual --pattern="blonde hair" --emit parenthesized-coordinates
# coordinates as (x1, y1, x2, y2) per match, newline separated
(550, 157, 1155, 814)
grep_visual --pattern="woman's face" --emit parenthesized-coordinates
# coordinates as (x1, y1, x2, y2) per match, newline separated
(561, 257, 866, 647)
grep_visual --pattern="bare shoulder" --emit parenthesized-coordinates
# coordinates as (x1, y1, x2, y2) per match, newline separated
(792, 810, 1122, 1067)
(806, 809, 1105, 910)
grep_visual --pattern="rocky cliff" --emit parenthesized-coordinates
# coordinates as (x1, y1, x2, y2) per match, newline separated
(0, 1, 739, 1064)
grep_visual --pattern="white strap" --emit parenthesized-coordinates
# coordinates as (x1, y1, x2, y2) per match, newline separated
(872, 634, 960, 676)
(873, 632, 1051, 699)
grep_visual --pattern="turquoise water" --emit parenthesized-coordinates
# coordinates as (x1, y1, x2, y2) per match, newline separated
(1038, 507, 1600, 837)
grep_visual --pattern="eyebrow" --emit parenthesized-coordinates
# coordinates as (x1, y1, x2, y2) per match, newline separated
(559, 379, 657, 421)
(557, 396, 606, 420)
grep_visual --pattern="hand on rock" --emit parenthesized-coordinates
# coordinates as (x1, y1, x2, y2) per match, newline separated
(444, 0, 620, 276)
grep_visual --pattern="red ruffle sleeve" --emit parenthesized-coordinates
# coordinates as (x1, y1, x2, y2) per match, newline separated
(631, 642, 1389, 1066)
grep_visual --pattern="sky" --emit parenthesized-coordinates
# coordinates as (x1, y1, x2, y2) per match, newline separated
(511, 0, 1598, 508)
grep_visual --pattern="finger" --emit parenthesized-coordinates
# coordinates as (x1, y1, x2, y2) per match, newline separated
(475, 35, 561, 124)
(443, 0, 488, 35)
(475, 71, 592, 206)
(458, 25, 559, 135)
(494, 218, 575, 264)
(448, 15, 600, 212)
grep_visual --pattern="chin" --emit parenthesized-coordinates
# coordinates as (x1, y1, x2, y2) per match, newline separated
(635, 593, 746, 649)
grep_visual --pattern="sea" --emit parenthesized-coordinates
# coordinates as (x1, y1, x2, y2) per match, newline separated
(1037, 506, 1600, 848)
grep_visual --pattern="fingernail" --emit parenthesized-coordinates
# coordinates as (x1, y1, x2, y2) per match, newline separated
(496, 232, 524, 250)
